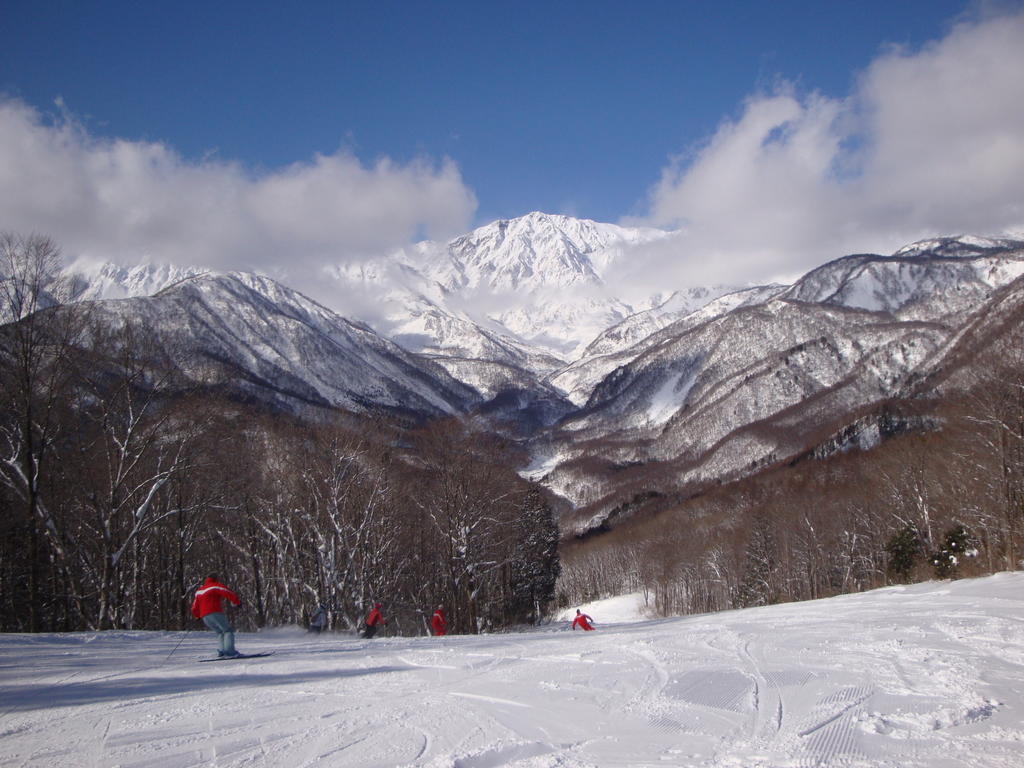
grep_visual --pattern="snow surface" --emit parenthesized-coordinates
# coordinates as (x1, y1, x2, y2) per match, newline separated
(3, 574, 1023, 767)
(556, 592, 652, 624)
(646, 369, 698, 427)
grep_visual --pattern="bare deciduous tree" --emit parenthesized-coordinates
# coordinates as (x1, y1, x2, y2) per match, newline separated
(0, 232, 85, 630)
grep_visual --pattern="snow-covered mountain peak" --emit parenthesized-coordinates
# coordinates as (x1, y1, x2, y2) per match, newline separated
(892, 235, 1024, 260)
(317, 212, 675, 364)
(446, 212, 667, 293)
(65, 260, 208, 301)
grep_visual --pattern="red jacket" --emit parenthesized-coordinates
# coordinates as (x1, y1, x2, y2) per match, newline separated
(191, 578, 241, 619)
(431, 609, 447, 636)
(572, 612, 594, 631)
(366, 604, 385, 627)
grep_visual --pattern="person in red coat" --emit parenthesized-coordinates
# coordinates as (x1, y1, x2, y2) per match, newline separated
(191, 574, 242, 657)
(572, 609, 595, 631)
(362, 603, 386, 638)
(431, 606, 447, 636)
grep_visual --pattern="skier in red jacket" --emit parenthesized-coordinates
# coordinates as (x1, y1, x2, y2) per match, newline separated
(431, 606, 447, 636)
(191, 574, 243, 657)
(572, 609, 595, 631)
(362, 603, 386, 638)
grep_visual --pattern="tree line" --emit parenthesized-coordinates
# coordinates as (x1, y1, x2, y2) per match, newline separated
(0, 233, 559, 634)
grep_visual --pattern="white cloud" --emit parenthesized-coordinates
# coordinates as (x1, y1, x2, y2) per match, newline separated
(0, 98, 477, 305)
(4, 9, 1023, 319)
(619, 9, 1024, 295)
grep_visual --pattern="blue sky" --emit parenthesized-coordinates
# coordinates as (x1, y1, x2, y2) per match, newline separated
(1, 0, 1023, 295)
(0, 0, 975, 223)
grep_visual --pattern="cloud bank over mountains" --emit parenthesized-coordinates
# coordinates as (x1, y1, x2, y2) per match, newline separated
(1, 10, 1022, 307)
(0, 98, 477, 277)
(617, 10, 1024, 295)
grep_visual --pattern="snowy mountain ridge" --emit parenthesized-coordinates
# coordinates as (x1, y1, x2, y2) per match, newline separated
(65, 260, 209, 302)
(541, 236, 1024, 522)
(56, 218, 1024, 526)
(83, 270, 480, 418)
(62, 212, 682, 394)
(782, 239, 1024, 320)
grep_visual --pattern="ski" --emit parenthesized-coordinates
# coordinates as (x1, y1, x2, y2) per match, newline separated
(199, 652, 275, 662)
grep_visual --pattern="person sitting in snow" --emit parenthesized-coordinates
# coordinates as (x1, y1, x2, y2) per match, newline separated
(191, 574, 243, 657)
(431, 606, 448, 636)
(572, 608, 595, 631)
(361, 602, 387, 638)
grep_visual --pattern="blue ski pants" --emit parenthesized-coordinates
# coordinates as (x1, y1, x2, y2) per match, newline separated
(202, 612, 237, 654)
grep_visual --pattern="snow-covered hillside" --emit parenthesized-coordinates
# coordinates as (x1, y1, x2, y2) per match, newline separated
(536, 238, 1024, 512)
(86, 272, 480, 417)
(782, 236, 1024, 322)
(550, 285, 787, 407)
(2, 573, 1022, 767)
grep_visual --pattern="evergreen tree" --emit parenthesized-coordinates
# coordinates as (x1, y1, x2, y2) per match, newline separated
(506, 489, 560, 624)
(734, 514, 778, 608)
(885, 524, 922, 584)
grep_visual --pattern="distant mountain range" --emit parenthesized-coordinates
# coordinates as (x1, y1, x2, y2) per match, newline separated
(60, 216, 1024, 532)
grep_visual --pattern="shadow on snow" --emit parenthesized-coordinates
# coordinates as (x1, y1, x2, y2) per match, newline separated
(1, 665, 409, 712)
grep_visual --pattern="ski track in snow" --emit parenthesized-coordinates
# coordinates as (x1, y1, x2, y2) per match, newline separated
(1, 574, 1024, 767)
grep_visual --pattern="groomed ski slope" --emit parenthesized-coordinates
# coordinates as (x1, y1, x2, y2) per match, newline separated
(1, 573, 1022, 767)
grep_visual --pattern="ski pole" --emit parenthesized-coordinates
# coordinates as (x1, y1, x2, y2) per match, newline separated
(164, 626, 192, 663)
